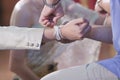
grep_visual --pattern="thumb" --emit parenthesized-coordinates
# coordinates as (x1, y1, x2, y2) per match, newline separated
(53, 14, 63, 24)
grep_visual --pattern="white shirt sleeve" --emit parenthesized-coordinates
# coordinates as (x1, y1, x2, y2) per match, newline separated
(0, 26, 44, 50)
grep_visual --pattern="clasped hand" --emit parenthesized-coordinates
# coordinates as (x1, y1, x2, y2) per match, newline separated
(61, 18, 91, 41)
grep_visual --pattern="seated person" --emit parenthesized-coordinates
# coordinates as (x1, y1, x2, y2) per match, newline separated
(9, 0, 106, 80)
(40, 0, 120, 79)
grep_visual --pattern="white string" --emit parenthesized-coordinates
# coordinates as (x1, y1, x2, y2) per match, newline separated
(54, 26, 63, 41)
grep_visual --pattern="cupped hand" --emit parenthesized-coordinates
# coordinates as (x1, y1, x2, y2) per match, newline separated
(39, 4, 64, 28)
(61, 18, 91, 40)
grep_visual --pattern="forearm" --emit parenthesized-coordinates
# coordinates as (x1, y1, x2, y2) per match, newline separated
(94, 14, 106, 25)
(43, 24, 76, 42)
(86, 25, 113, 43)
(43, 28, 55, 42)
(46, 0, 59, 4)
(42, 27, 69, 43)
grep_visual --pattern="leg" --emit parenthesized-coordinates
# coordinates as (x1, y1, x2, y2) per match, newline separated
(41, 63, 118, 80)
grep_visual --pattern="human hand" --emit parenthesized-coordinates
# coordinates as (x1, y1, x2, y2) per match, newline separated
(39, 3, 64, 28)
(61, 18, 91, 41)
(95, 0, 108, 15)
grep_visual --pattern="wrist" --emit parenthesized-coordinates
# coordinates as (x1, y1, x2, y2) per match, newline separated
(54, 25, 64, 41)
(84, 26, 92, 38)
(43, 28, 55, 40)
(44, 0, 61, 8)
(60, 25, 66, 39)
(59, 25, 74, 43)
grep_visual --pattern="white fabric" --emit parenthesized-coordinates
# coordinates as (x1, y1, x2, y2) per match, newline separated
(54, 26, 62, 40)
(0, 26, 43, 50)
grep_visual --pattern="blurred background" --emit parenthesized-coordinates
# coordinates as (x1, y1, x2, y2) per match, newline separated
(0, 0, 116, 80)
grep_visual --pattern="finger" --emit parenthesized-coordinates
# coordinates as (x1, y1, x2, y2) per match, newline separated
(79, 22, 89, 32)
(49, 22, 55, 28)
(53, 15, 62, 24)
(39, 17, 48, 26)
(71, 18, 88, 24)
(42, 20, 49, 25)
(45, 22, 51, 27)
(39, 15, 46, 24)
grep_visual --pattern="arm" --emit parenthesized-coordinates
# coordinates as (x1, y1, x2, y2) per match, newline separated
(86, 0, 112, 43)
(86, 25, 112, 43)
(39, 0, 64, 27)
(43, 18, 90, 41)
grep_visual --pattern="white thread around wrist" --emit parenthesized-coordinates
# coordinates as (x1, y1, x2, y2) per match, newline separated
(54, 26, 63, 41)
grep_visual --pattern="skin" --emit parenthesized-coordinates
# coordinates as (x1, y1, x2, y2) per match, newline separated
(40, 0, 111, 42)
(40, 0, 111, 43)
(39, 0, 64, 27)
(89, 0, 113, 61)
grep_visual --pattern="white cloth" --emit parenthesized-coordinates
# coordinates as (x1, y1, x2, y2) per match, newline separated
(0, 26, 43, 50)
